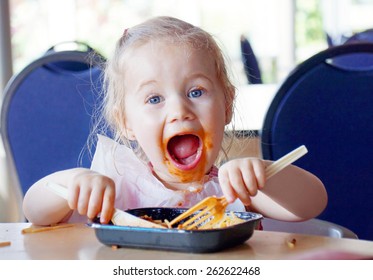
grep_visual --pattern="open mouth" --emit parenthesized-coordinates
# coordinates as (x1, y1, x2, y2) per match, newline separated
(166, 134, 202, 170)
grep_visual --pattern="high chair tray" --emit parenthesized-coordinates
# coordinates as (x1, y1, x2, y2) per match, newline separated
(88, 207, 262, 253)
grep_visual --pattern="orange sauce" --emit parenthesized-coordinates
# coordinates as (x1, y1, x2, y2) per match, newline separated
(163, 132, 214, 183)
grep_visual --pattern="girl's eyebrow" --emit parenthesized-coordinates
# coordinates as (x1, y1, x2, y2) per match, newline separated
(136, 80, 157, 92)
(135, 73, 214, 93)
(187, 73, 214, 84)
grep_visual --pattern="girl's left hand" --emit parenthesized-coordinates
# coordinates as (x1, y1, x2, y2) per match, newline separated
(218, 158, 267, 206)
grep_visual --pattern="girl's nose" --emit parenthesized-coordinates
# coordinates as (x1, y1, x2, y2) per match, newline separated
(167, 96, 195, 123)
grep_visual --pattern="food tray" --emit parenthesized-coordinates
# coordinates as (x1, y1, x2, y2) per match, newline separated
(88, 207, 262, 253)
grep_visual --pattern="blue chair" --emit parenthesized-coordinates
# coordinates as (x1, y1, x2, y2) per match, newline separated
(325, 32, 334, 47)
(335, 29, 373, 70)
(261, 43, 373, 240)
(344, 28, 373, 44)
(0, 42, 105, 196)
(240, 35, 262, 84)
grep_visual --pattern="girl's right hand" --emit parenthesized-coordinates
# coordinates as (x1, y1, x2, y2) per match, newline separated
(66, 169, 116, 224)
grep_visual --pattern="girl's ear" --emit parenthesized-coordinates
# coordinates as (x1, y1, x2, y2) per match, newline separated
(124, 126, 136, 141)
(122, 118, 136, 140)
(114, 108, 136, 140)
(225, 87, 235, 124)
(225, 105, 233, 124)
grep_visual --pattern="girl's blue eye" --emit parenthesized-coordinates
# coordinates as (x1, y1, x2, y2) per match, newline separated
(147, 96, 162, 104)
(188, 88, 204, 98)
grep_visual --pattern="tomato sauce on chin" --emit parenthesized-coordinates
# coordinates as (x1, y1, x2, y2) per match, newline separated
(163, 133, 214, 183)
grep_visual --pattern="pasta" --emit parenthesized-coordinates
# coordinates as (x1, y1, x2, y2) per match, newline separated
(140, 212, 245, 230)
(0, 241, 11, 247)
(21, 223, 74, 234)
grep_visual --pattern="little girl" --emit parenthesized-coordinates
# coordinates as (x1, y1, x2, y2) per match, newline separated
(23, 16, 327, 226)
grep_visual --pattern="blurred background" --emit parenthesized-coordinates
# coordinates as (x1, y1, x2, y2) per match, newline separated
(2, 0, 373, 91)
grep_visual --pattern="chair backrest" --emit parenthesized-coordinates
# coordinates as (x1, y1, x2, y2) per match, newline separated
(240, 35, 262, 84)
(325, 32, 334, 47)
(1, 43, 105, 196)
(261, 43, 373, 241)
(337, 29, 373, 70)
(344, 28, 373, 44)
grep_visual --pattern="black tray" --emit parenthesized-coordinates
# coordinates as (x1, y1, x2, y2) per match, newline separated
(88, 207, 262, 253)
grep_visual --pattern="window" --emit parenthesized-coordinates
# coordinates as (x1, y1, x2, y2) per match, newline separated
(7, 0, 373, 86)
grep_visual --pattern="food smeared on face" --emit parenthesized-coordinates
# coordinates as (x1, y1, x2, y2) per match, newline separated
(164, 132, 213, 182)
(167, 134, 201, 169)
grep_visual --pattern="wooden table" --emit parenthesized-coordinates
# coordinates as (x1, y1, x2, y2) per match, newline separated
(1, 223, 373, 260)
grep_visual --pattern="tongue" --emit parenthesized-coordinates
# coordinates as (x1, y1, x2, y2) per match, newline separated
(168, 135, 199, 163)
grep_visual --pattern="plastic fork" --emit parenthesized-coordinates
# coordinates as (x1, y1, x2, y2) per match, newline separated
(168, 196, 229, 230)
(168, 145, 308, 230)
(265, 145, 308, 179)
(45, 182, 165, 228)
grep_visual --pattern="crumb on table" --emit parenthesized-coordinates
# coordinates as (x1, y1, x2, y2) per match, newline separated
(286, 238, 297, 248)
(0, 241, 11, 247)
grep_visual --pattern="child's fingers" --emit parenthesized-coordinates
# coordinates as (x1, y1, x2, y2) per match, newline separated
(219, 158, 267, 206)
(218, 168, 237, 203)
(67, 184, 80, 210)
(87, 187, 104, 219)
(240, 169, 259, 198)
(239, 160, 261, 196)
(252, 160, 266, 189)
(227, 168, 253, 205)
(219, 167, 252, 206)
(76, 186, 91, 216)
(99, 187, 115, 224)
